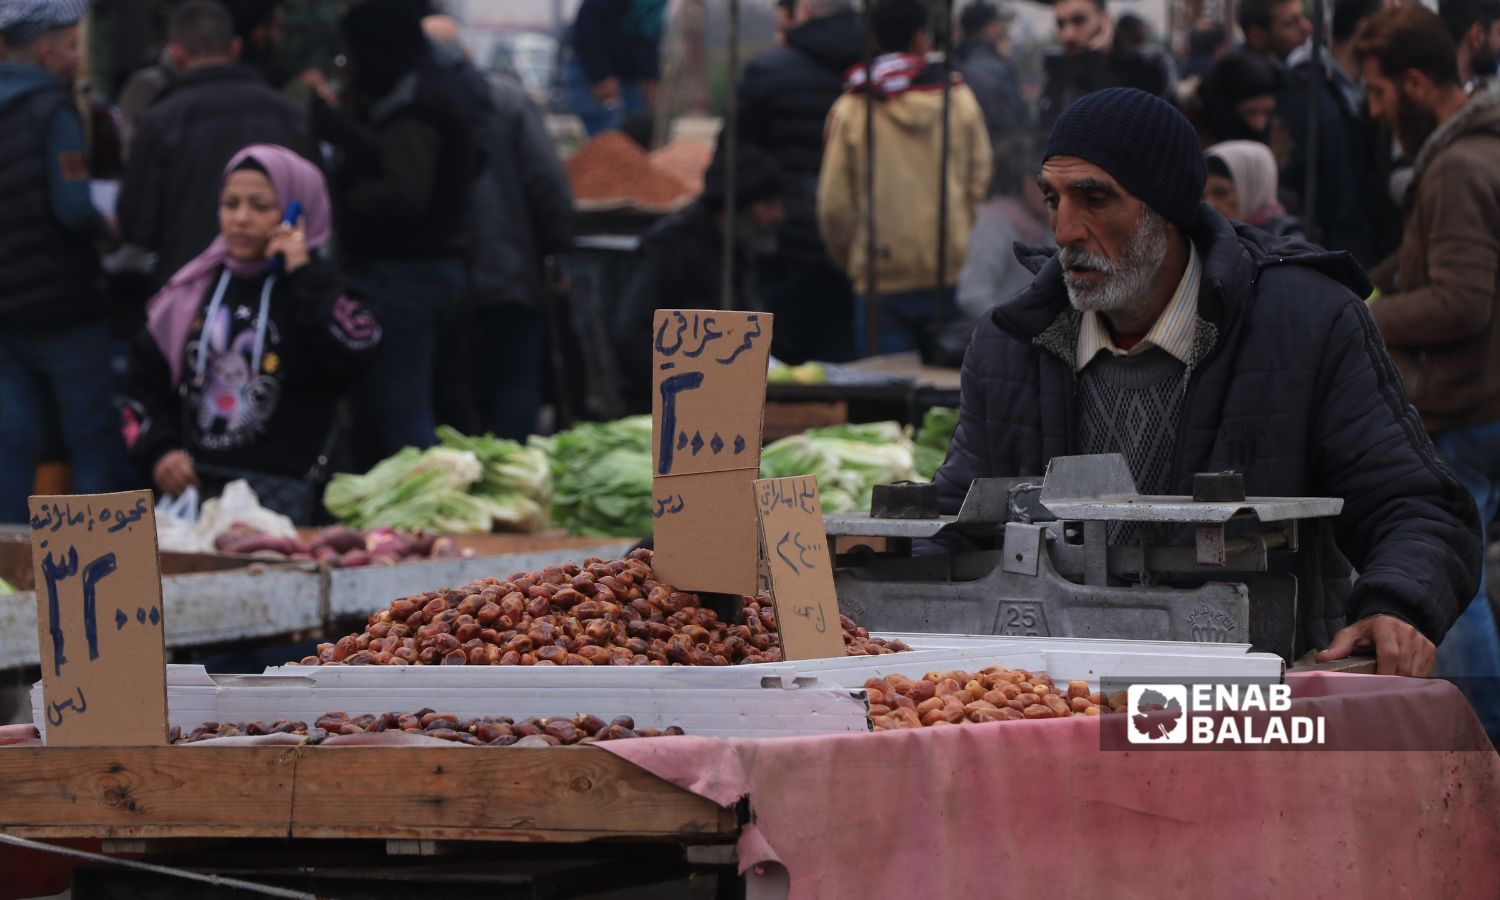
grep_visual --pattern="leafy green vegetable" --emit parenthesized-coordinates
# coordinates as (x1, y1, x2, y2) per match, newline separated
(760, 422, 919, 513)
(538, 416, 655, 538)
(324, 431, 552, 533)
(0, 576, 14, 595)
(913, 407, 959, 480)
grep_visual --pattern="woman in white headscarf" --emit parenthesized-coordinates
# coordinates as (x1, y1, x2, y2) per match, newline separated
(1204, 140, 1303, 239)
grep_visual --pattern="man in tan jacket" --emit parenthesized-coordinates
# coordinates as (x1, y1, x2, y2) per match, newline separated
(817, 0, 992, 356)
(1358, 6, 1500, 739)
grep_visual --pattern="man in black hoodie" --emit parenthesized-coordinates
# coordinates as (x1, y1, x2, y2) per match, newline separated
(737, 0, 862, 364)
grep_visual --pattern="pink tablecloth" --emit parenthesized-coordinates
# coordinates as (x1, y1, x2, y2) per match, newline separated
(604, 673, 1500, 900)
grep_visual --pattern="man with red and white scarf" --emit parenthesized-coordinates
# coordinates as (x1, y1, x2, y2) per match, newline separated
(816, 0, 992, 357)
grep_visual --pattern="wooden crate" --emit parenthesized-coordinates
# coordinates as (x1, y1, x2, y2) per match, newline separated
(762, 400, 848, 442)
(0, 745, 735, 844)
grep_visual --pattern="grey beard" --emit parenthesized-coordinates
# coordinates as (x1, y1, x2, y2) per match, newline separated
(1060, 208, 1169, 314)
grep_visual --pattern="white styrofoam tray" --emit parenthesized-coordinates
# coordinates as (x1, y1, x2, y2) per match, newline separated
(33, 663, 872, 742)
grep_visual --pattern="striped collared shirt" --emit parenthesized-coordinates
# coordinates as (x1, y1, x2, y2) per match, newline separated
(1076, 243, 1201, 372)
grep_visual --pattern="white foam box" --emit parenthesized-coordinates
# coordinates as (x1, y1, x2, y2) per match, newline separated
(33, 664, 220, 741)
(749, 633, 1283, 689)
(216, 663, 870, 739)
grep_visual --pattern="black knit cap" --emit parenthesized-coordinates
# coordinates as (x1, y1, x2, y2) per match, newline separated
(1043, 87, 1206, 229)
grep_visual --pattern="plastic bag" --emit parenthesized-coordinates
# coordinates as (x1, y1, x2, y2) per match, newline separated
(155, 486, 203, 553)
(154, 481, 296, 553)
(197, 480, 297, 546)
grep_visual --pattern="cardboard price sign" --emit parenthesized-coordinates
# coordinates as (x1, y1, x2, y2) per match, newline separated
(753, 476, 846, 661)
(651, 309, 772, 596)
(29, 490, 168, 745)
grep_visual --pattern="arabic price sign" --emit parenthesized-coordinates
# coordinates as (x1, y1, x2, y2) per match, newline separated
(651, 309, 772, 596)
(29, 491, 168, 745)
(753, 476, 846, 661)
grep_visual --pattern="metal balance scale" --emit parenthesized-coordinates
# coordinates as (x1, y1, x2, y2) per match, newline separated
(825, 454, 1344, 660)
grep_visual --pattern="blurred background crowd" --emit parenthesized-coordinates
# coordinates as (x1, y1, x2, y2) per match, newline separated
(2, 0, 1497, 524)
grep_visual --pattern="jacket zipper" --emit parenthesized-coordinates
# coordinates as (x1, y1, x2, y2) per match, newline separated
(1167, 276, 1239, 488)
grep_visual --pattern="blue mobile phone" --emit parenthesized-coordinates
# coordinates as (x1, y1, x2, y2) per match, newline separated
(269, 199, 304, 273)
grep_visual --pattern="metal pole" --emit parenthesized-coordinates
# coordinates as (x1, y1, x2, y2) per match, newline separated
(1303, 0, 1324, 244)
(722, 0, 740, 310)
(863, 0, 880, 357)
(935, 0, 954, 326)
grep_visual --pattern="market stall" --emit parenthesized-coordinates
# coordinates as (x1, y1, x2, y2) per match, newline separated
(5, 306, 1498, 900)
(3, 530, 1498, 899)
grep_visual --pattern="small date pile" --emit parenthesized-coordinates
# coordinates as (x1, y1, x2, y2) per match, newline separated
(867, 667, 1127, 730)
(172, 712, 684, 746)
(297, 549, 907, 667)
(216, 525, 467, 568)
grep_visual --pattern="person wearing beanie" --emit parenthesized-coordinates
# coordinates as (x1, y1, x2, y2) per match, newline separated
(933, 87, 1479, 678)
(817, 0, 992, 356)
(0, 0, 135, 521)
(613, 140, 786, 412)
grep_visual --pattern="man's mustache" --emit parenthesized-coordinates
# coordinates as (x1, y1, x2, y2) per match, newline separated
(1060, 246, 1114, 274)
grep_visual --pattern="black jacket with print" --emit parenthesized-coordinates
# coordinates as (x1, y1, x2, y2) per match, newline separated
(124, 257, 380, 480)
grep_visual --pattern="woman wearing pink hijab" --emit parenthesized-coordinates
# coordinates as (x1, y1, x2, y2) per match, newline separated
(123, 145, 381, 522)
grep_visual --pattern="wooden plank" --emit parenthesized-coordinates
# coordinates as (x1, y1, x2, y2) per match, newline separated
(0, 747, 735, 844)
(0, 747, 295, 838)
(289, 748, 734, 841)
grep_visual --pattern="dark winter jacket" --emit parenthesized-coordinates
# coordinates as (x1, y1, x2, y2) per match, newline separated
(932, 204, 1479, 652)
(0, 63, 108, 327)
(737, 11, 864, 263)
(318, 66, 481, 262)
(461, 67, 575, 308)
(1278, 45, 1400, 269)
(124, 258, 379, 480)
(954, 38, 1029, 193)
(571, 0, 669, 84)
(118, 64, 315, 288)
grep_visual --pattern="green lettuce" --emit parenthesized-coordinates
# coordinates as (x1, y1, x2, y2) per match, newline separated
(538, 416, 655, 538)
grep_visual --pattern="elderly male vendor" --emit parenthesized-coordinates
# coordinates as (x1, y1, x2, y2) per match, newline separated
(933, 89, 1480, 676)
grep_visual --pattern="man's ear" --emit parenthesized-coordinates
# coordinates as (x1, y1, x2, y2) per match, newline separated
(1401, 67, 1431, 100)
(229, 36, 243, 61)
(166, 42, 188, 70)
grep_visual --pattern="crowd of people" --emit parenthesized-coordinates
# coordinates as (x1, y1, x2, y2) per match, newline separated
(0, 0, 576, 525)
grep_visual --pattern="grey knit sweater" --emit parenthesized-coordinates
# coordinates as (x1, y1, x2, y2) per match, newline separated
(1077, 347, 1191, 497)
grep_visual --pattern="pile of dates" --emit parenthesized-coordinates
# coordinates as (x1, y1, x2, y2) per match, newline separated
(171, 711, 684, 746)
(866, 667, 1127, 730)
(296, 548, 909, 667)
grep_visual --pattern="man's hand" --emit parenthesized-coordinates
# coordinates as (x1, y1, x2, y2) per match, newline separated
(1316, 614, 1436, 676)
(591, 76, 621, 105)
(153, 450, 200, 498)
